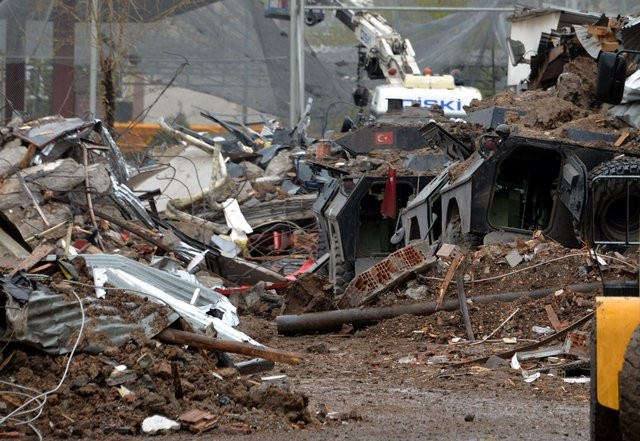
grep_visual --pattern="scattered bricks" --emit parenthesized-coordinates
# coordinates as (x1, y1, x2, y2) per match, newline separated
(563, 330, 589, 360)
(437, 243, 457, 260)
(338, 241, 435, 308)
(179, 408, 219, 433)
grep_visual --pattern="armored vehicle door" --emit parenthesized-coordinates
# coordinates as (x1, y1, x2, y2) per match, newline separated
(558, 155, 587, 221)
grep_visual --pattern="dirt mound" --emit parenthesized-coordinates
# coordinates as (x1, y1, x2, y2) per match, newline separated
(555, 56, 600, 110)
(281, 273, 335, 315)
(520, 95, 591, 129)
(469, 89, 590, 130)
(2, 339, 314, 438)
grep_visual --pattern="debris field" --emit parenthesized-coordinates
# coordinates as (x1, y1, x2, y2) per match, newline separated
(1, 6, 640, 441)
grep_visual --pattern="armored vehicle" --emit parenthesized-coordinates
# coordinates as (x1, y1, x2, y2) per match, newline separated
(396, 121, 640, 250)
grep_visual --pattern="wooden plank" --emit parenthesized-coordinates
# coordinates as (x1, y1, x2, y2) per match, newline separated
(614, 131, 630, 147)
(452, 312, 594, 367)
(157, 328, 303, 365)
(436, 251, 463, 308)
(9, 243, 54, 276)
(545, 304, 568, 331)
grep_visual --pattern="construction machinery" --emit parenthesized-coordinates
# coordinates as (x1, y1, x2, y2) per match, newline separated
(588, 50, 640, 441)
(334, 3, 482, 118)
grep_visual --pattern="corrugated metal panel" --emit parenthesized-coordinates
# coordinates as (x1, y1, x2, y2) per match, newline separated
(79, 254, 262, 346)
(80, 254, 238, 326)
(574, 25, 601, 58)
(1, 290, 177, 355)
(508, 6, 600, 25)
(622, 18, 640, 53)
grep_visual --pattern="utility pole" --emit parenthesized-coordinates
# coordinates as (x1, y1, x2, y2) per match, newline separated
(289, 0, 305, 126)
(89, 0, 98, 117)
(5, 13, 25, 121)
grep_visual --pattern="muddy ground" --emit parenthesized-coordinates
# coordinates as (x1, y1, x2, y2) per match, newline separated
(101, 297, 593, 441)
(0, 219, 608, 439)
(1, 238, 614, 440)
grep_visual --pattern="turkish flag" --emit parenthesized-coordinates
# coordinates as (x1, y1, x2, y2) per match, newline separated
(380, 167, 397, 218)
(374, 131, 394, 145)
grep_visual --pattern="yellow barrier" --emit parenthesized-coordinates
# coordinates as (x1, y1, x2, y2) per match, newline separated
(112, 122, 264, 151)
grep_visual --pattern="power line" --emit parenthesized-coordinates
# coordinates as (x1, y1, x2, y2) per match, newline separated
(304, 5, 513, 12)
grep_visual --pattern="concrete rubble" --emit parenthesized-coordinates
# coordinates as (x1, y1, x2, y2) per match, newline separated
(1, 8, 640, 440)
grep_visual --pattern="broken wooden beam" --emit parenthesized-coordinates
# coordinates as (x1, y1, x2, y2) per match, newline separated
(91, 208, 171, 254)
(452, 311, 595, 367)
(157, 328, 303, 365)
(436, 250, 463, 308)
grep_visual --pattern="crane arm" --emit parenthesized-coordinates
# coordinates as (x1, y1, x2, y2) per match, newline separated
(336, 5, 420, 84)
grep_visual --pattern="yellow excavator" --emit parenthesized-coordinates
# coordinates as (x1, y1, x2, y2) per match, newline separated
(590, 50, 640, 441)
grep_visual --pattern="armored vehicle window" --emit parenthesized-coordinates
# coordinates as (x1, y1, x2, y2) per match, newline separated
(488, 146, 561, 232)
(356, 182, 416, 258)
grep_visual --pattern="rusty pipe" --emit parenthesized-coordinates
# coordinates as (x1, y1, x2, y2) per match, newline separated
(276, 282, 600, 335)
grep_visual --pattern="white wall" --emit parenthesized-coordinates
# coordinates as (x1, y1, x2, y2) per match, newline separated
(507, 12, 562, 88)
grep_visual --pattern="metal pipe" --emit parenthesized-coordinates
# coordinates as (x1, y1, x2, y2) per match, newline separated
(297, 0, 306, 119)
(88, 0, 98, 116)
(276, 283, 600, 335)
(456, 273, 475, 341)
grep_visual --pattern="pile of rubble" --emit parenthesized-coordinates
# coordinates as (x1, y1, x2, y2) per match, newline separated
(0, 115, 324, 438)
(1, 9, 640, 440)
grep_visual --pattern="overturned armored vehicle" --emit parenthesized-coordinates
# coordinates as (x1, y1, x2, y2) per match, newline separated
(396, 122, 640, 250)
(312, 110, 471, 294)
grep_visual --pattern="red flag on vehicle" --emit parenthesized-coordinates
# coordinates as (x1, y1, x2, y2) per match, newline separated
(380, 167, 397, 218)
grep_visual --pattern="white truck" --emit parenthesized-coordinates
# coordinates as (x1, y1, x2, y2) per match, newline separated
(336, 5, 482, 118)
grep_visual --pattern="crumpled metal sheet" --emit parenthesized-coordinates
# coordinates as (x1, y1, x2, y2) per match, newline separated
(1, 289, 178, 355)
(621, 17, 640, 54)
(12, 117, 131, 185)
(609, 102, 640, 129)
(80, 253, 237, 322)
(99, 122, 131, 184)
(573, 25, 600, 59)
(110, 175, 156, 228)
(13, 117, 95, 148)
(609, 70, 640, 128)
(0, 274, 33, 302)
(79, 254, 260, 345)
(621, 70, 640, 104)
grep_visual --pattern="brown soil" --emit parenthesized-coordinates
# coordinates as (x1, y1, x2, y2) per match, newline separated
(1, 237, 619, 440)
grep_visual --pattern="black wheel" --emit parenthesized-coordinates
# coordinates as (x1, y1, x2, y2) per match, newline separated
(620, 325, 640, 441)
(334, 259, 355, 296)
(580, 158, 640, 246)
(590, 320, 622, 441)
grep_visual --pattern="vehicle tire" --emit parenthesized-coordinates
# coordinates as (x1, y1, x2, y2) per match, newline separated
(334, 260, 355, 296)
(581, 158, 640, 246)
(620, 325, 640, 441)
(590, 320, 622, 441)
